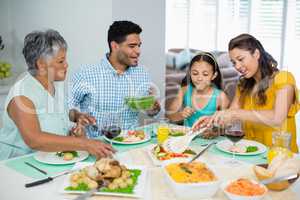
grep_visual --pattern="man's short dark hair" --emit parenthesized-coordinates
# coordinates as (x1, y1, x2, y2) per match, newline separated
(108, 20, 142, 52)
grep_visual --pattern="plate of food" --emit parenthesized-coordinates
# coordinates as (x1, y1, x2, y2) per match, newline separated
(60, 159, 147, 198)
(215, 139, 267, 156)
(103, 130, 151, 144)
(146, 144, 197, 166)
(162, 159, 220, 199)
(221, 178, 268, 200)
(34, 151, 89, 165)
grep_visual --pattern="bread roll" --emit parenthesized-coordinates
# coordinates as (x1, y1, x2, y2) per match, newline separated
(267, 154, 288, 174)
(275, 158, 300, 177)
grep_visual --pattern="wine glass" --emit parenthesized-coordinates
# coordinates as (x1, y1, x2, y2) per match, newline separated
(224, 121, 244, 164)
(100, 113, 122, 145)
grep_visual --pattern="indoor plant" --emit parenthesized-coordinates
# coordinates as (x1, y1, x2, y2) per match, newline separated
(0, 36, 12, 84)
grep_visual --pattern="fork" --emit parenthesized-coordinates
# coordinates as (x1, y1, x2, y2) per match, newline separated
(73, 188, 98, 200)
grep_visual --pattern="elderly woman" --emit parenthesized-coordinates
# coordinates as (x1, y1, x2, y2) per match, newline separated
(0, 29, 115, 160)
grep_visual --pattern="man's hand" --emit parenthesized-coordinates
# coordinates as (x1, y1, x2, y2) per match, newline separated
(146, 100, 161, 117)
(76, 112, 96, 126)
(70, 124, 86, 137)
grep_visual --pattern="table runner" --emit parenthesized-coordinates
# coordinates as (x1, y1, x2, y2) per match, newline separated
(4, 123, 268, 179)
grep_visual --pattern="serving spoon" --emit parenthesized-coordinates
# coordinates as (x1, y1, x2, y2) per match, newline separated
(163, 127, 207, 153)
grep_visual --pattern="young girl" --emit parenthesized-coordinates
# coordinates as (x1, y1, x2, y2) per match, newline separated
(166, 52, 230, 127)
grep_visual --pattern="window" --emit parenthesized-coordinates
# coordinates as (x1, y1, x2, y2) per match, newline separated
(166, 0, 300, 85)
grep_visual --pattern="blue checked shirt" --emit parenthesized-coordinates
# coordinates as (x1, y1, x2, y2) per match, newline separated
(68, 54, 151, 138)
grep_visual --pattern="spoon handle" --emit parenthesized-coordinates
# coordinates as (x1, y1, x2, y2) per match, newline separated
(188, 142, 216, 163)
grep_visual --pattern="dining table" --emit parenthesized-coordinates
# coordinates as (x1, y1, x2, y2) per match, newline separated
(0, 123, 299, 200)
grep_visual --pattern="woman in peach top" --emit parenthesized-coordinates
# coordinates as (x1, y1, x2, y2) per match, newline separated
(193, 34, 299, 152)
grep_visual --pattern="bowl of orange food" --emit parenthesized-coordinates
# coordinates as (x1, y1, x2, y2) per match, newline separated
(162, 159, 220, 200)
(221, 178, 267, 200)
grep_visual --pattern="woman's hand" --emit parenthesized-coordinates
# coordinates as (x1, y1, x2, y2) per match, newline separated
(180, 107, 195, 119)
(192, 110, 237, 131)
(209, 110, 237, 126)
(192, 115, 212, 131)
(86, 139, 116, 160)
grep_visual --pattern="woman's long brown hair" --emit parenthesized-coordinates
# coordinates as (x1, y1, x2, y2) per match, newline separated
(228, 34, 278, 105)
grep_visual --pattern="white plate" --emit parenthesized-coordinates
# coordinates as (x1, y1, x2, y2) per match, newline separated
(216, 139, 267, 156)
(34, 151, 89, 165)
(103, 130, 151, 144)
(60, 162, 147, 198)
(146, 144, 194, 166)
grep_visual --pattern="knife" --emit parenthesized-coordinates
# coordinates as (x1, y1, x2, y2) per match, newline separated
(260, 173, 298, 185)
(25, 169, 76, 188)
(24, 162, 48, 175)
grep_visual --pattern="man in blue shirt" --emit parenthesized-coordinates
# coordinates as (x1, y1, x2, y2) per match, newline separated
(69, 21, 160, 137)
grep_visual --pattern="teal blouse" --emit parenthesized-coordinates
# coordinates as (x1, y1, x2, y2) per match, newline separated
(183, 84, 221, 127)
(0, 73, 71, 160)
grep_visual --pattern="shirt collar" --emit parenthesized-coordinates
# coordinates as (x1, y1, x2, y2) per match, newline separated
(103, 53, 134, 75)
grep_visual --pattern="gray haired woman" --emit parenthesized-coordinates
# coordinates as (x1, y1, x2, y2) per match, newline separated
(0, 29, 115, 160)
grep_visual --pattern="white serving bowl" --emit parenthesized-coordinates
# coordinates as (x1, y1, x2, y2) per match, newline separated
(221, 179, 268, 200)
(161, 158, 220, 200)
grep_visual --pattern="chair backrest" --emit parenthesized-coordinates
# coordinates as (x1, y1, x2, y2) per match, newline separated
(215, 52, 240, 101)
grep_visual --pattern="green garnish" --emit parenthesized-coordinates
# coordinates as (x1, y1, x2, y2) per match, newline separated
(179, 164, 192, 174)
(101, 169, 141, 194)
(183, 149, 196, 155)
(170, 131, 185, 137)
(246, 146, 258, 152)
(113, 137, 124, 142)
(56, 151, 78, 157)
(64, 169, 141, 194)
(65, 182, 90, 191)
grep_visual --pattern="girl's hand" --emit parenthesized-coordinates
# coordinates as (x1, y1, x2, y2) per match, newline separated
(180, 107, 195, 119)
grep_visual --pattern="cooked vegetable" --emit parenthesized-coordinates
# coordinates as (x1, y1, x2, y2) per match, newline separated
(113, 137, 124, 142)
(56, 151, 78, 161)
(152, 145, 195, 160)
(101, 169, 141, 194)
(246, 146, 258, 153)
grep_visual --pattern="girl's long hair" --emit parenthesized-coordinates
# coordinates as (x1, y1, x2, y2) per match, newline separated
(228, 34, 278, 105)
(181, 52, 222, 90)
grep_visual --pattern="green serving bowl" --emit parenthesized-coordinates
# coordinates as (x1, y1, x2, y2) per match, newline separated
(125, 95, 155, 110)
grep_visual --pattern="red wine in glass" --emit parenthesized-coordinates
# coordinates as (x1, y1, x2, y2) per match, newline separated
(102, 125, 121, 139)
(226, 130, 244, 143)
